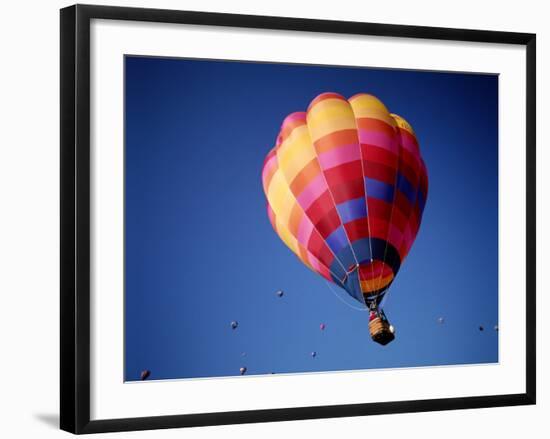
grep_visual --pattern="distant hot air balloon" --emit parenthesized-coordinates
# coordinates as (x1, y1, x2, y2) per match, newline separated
(479, 326, 484, 331)
(140, 369, 151, 380)
(494, 324, 499, 332)
(311, 351, 317, 358)
(239, 367, 247, 375)
(320, 323, 326, 331)
(276, 290, 284, 298)
(230, 321, 238, 330)
(437, 317, 445, 324)
(262, 92, 428, 345)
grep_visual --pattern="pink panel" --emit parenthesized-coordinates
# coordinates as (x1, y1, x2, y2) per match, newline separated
(318, 143, 361, 169)
(297, 173, 326, 210)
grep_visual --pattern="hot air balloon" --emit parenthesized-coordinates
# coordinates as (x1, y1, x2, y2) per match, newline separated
(239, 367, 247, 375)
(140, 369, 151, 381)
(311, 351, 317, 358)
(276, 290, 284, 298)
(230, 321, 238, 330)
(320, 323, 326, 331)
(262, 92, 428, 345)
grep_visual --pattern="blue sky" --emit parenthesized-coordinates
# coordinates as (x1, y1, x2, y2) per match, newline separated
(124, 56, 498, 381)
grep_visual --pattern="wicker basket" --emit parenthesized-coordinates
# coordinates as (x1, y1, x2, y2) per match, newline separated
(369, 317, 395, 345)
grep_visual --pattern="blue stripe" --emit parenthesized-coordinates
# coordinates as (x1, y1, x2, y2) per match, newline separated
(333, 244, 357, 272)
(396, 173, 416, 204)
(365, 177, 395, 203)
(349, 238, 373, 262)
(335, 239, 401, 273)
(325, 226, 348, 255)
(342, 268, 367, 304)
(329, 238, 402, 304)
(337, 198, 367, 223)
(329, 263, 346, 284)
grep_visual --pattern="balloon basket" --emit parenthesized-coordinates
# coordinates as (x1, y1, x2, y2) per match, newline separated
(369, 317, 395, 345)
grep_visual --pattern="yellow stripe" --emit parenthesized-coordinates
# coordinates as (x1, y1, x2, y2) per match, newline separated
(277, 125, 316, 183)
(349, 94, 388, 112)
(391, 113, 415, 136)
(266, 130, 320, 271)
(349, 94, 395, 126)
(266, 170, 296, 225)
(307, 117, 357, 141)
(306, 98, 350, 119)
(265, 157, 311, 268)
(307, 99, 357, 141)
(274, 217, 312, 269)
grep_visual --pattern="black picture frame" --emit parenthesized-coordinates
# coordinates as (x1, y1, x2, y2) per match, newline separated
(60, 4, 536, 434)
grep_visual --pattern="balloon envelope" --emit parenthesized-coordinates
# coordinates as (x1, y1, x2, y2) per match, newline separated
(262, 92, 428, 307)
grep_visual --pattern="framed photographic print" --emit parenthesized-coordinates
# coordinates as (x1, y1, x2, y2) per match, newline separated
(60, 4, 536, 434)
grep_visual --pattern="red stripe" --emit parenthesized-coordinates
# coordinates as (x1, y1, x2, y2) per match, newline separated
(305, 190, 333, 224)
(344, 218, 370, 242)
(324, 160, 364, 185)
(314, 129, 358, 153)
(330, 179, 364, 204)
(361, 144, 398, 169)
(399, 128, 419, 151)
(399, 147, 420, 171)
(399, 161, 419, 190)
(367, 197, 393, 222)
(355, 117, 395, 137)
(390, 204, 408, 232)
(363, 161, 396, 185)
(314, 208, 341, 238)
(393, 191, 413, 219)
(368, 217, 390, 240)
(359, 261, 392, 280)
(399, 148, 421, 186)
(308, 92, 346, 110)
(307, 233, 334, 267)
